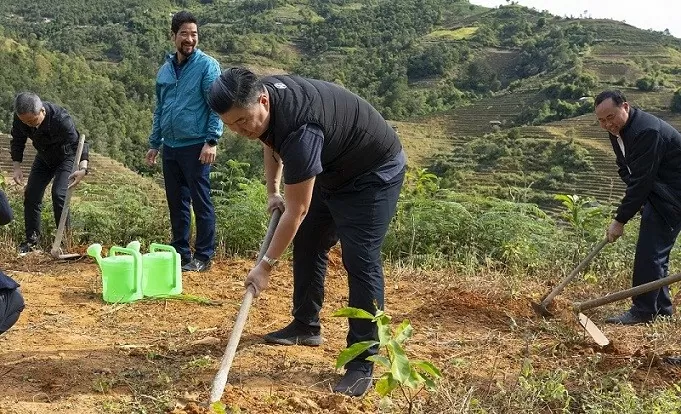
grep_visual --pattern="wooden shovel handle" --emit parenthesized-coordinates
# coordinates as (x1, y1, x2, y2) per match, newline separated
(575, 271, 681, 312)
(209, 208, 282, 404)
(51, 133, 86, 257)
(541, 237, 609, 306)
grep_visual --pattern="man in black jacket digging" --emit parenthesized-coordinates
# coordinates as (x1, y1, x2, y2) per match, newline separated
(595, 90, 681, 325)
(10, 92, 89, 255)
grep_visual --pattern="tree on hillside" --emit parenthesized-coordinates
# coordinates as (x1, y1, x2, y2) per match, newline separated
(671, 90, 681, 113)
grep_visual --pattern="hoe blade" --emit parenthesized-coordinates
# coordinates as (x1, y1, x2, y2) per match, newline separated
(578, 313, 609, 346)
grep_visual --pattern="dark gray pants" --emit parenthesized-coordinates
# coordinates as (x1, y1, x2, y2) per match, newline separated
(631, 202, 681, 316)
(0, 288, 24, 334)
(24, 155, 74, 242)
(291, 167, 405, 366)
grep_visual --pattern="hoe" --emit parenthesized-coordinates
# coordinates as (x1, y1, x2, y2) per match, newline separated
(50, 133, 86, 260)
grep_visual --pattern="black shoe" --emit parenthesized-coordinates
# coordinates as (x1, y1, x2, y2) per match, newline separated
(181, 258, 211, 272)
(181, 256, 192, 267)
(263, 320, 323, 346)
(604, 310, 654, 325)
(18, 240, 38, 256)
(333, 363, 374, 397)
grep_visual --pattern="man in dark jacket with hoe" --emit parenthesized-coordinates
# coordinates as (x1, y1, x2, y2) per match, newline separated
(595, 90, 681, 325)
(11, 92, 89, 255)
(208, 67, 406, 396)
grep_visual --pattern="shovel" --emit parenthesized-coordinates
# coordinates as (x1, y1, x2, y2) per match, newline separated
(209, 208, 282, 405)
(531, 237, 609, 317)
(50, 133, 86, 260)
(574, 271, 681, 346)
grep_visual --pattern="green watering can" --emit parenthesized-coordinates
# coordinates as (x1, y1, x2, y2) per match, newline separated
(141, 243, 182, 297)
(87, 243, 143, 303)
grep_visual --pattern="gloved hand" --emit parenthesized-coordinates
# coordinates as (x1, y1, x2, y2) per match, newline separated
(245, 262, 271, 297)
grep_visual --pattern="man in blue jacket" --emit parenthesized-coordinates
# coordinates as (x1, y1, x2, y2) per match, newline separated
(595, 90, 681, 324)
(145, 10, 223, 272)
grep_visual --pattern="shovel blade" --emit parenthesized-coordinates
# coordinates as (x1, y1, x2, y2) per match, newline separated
(578, 312, 609, 346)
(531, 301, 553, 317)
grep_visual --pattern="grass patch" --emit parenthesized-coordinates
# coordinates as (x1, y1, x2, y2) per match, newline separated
(426, 26, 479, 40)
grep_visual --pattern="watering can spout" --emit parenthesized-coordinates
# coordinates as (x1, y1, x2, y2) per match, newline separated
(87, 243, 103, 265)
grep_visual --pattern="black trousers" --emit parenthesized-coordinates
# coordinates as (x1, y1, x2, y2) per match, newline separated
(291, 167, 405, 366)
(631, 202, 681, 316)
(24, 154, 74, 242)
(0, 288, 24, 334)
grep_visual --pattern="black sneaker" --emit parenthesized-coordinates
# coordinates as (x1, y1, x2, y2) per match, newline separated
(263, 320, 323, 346)
(333, 363, 374, 397)
(181, 258, 211, 272)
(604, 310, 654, 325)
(18, 240, 38, 256)
(181, 256, 192, 267)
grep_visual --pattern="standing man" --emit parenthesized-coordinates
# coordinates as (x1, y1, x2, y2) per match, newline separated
(145, 10, 223, 272)
(208, 68, 406, 396)
(595, 90, 681, 325)
(11, 92, 89, 255)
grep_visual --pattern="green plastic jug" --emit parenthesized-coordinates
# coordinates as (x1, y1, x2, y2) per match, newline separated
(142, 243, 182, 297)
(87, 243, 143, 303)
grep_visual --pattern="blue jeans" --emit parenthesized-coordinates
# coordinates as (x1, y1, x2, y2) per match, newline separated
(162, 143, 215, 262)
(631, 202, 681, 316)
(291, 167, 405, 365)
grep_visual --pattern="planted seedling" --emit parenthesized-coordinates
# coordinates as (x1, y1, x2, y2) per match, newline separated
(333, 307, 442, 414)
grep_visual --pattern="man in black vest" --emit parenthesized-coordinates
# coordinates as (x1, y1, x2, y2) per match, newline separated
(595, 90, 681, 325)
(11, 92, 89, 255)
(208, 67, 406, 396)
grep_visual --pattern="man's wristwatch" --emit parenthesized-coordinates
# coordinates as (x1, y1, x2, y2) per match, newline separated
(207, 139, 218, 147)
(262, 255, 278, 269)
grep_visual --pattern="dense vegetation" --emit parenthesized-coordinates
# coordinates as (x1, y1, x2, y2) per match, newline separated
(2, 0, 670, 173)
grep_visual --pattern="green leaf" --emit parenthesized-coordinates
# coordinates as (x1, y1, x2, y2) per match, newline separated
(367, 355, 391, 369)
(332, 307, 375, 320)
(387, 340, 410, 383)
(335, 340, 379, 369)
(413, 360, 442, 379)
(375, 373, 400, 397)
(186, 325, 198, 334)
(377, 320, 391, 347)
(405, 366, 425, 389)
(394, 319, 413, 344)
(210, 401, 227, 414)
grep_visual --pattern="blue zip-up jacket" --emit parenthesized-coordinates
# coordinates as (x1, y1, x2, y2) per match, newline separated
(149, 49, 223, 149)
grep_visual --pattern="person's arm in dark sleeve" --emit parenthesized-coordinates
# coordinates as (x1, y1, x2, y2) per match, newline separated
(279, 123, 324, 185)
(0, 190, 14, 225)
(615, 157, 630, 185)
(54, 113, 87, 162)
(10, 115, 28, 163)
(615, 129, 664, 223)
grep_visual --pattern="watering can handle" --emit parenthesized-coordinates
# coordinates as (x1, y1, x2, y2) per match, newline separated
(149, 243, 179, 289)
(109, 246, 141, 295)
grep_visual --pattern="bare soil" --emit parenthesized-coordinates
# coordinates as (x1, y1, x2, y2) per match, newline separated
(1, 250, 680, 413)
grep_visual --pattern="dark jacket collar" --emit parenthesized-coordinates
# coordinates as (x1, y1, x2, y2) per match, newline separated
(618, 107, 637, 138)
